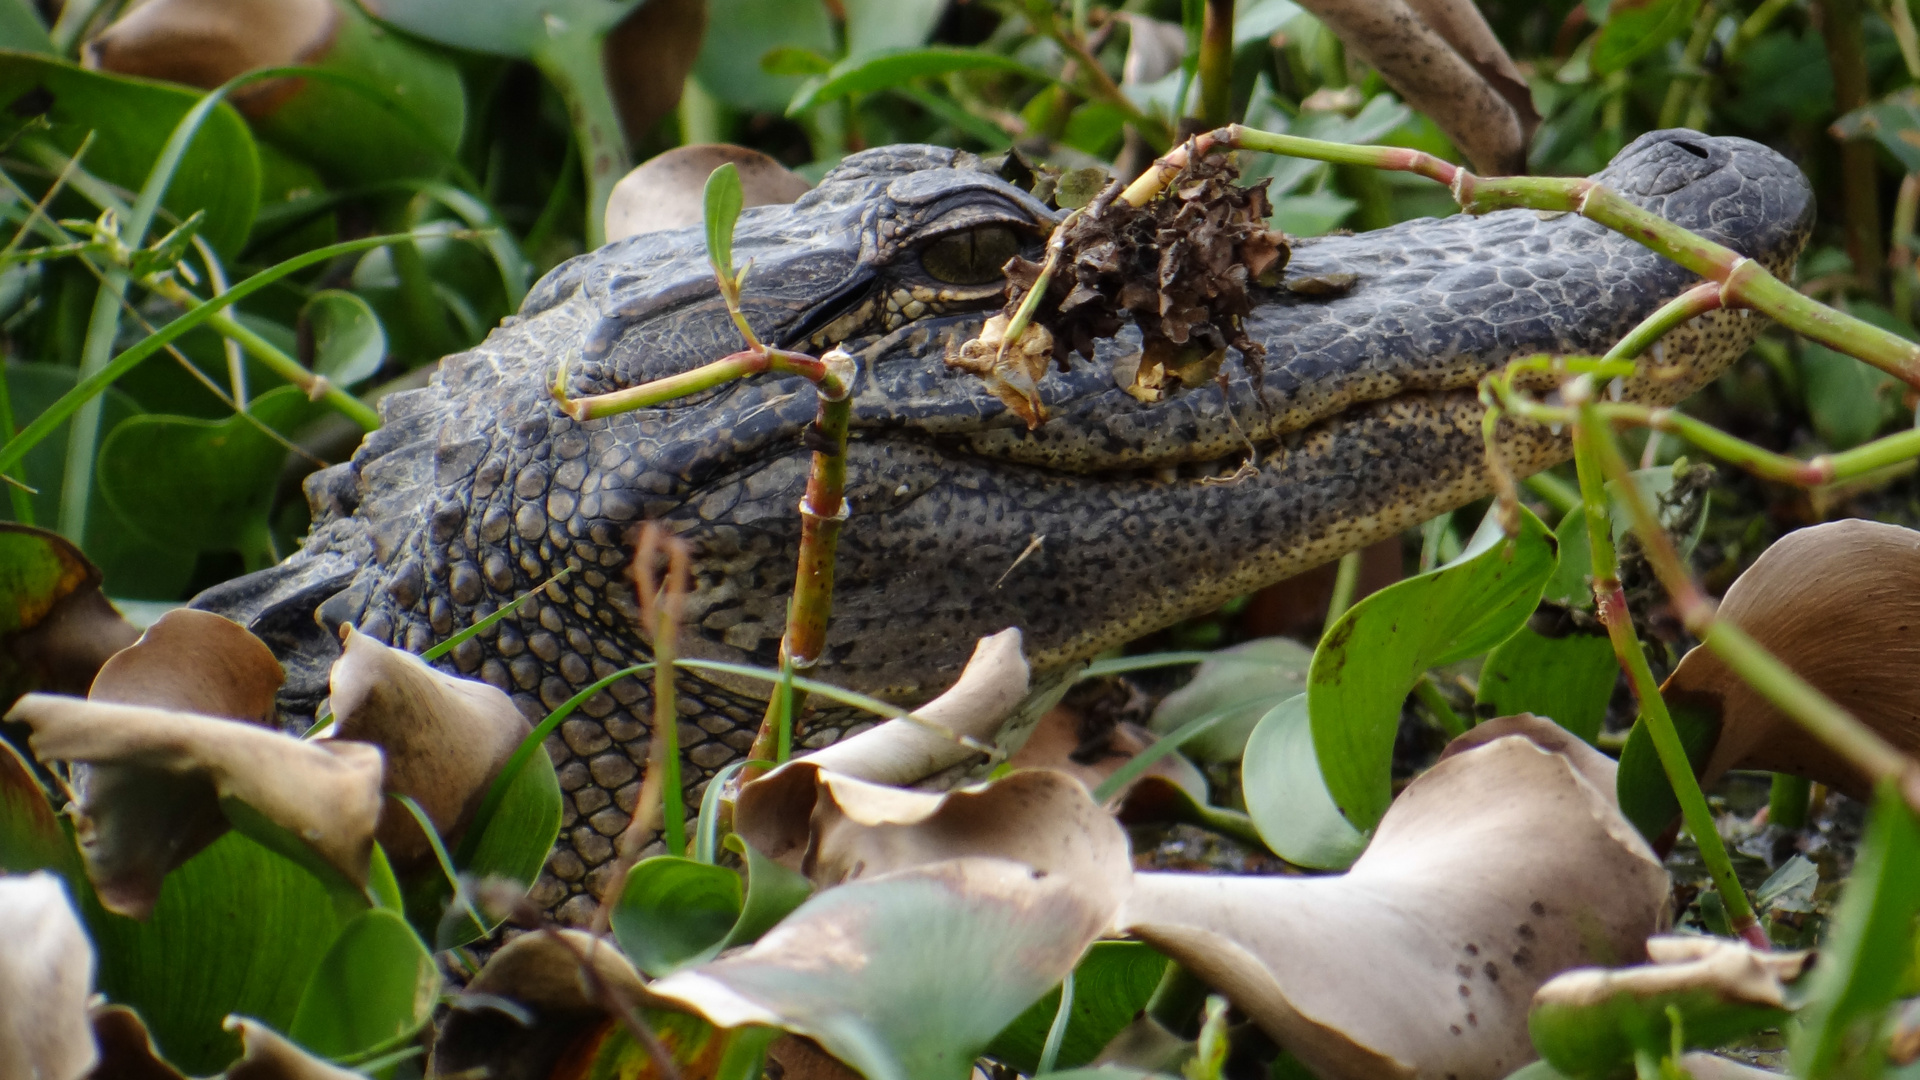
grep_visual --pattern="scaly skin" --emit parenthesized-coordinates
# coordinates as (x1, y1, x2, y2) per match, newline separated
(194, 130, 1812, 923)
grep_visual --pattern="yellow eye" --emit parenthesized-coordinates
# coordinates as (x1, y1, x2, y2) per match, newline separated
(920, 225, 1022, 286)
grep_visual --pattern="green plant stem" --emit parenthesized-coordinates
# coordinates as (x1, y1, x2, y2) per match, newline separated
(1038, 970, 1076, 1075)
(1196, 0, 1235, 129)
(1769, 773, 1812, 831)
(0, 232, 415, 479)
(1892, 0, 1920, 80)
(1584, 403, 1920, 816)
(1523, 471, 1581, 516)
(60, 272, 126, 542)
(1030, 5, 1174, 150)
(192, 297, 380, 430)
(1893, 173, 1919, 326)
(1183, 125, 1920, 389)
(1414, 676, 1468, 739)
(531, 25, 630, 249)
(557, 347, 836, 419)
(1658, 0, 1719, 130)
(652, 592, 686, 858)
(1324, 549, 1361, 628)
(1570, 395, 1767, 948)
(1823, 0, 1886, 296)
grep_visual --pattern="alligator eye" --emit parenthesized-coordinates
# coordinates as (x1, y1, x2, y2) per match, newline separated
(921, 225, 1022, 286)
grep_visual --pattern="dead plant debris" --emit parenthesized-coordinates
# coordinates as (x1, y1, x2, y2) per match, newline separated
(952, 152, 1290, 426)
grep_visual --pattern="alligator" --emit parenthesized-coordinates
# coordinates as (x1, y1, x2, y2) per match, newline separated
(194, 129, 1813, 924)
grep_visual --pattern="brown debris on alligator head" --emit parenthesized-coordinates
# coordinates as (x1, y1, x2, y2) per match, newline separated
(955, 152, 1290, 418)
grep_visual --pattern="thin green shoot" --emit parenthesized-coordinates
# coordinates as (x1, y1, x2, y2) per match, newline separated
(695, 759, 752, 864)
(1037, 969, 1076, 1075)
(420, 568, 573, 662)
(392, 793, 485, 941)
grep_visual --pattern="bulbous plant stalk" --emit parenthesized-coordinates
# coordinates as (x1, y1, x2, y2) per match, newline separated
(1126, 125, 1920, 391)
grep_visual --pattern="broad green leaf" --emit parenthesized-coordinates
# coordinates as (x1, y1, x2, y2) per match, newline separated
(1832, 87, 1920, 174)
(1802, 339, 1901, 449)
(1476, 628, 1618, 744)
(555, 1005, 731, 1077)
(0, 51, 260, 255)
(610, 841, 811, 977)
(703, 162, 743, 283)
(0, 0, 50, 53)
(432, 733, 560, 946)
(1542, 505, 1596, 609)
(289, 908, 439, 1060)
(844, 0, 946, 59)
(761, 45, 835, 76)
(1270, 192, 1359, 237)
(1529, 975, 1789, 1078)
(1793, 784, 1920, 1079)
(789, 48, 1057, 115)
(1147, 637, 1311, 763)
(0, 520, 89, 638)
(247, 1, 467, 184)
(0, 736, 82, 882)
(1310, 506, 1557, 833)
(986, 942, 1169, 1073)
(1242, 694, 1368, 870)
(0, 364, 193, 600)
(96, 385, 326, 558)
(1613, 696, 1721, 843)
(86, 830, 350, 1075)
(613, 856, 745, 977)
(357, 0, 641, 57)
(1592, 0, 1699, 75)
(652, 860, 1110, 1080)
(695, 0, 835, 113)
(301, 290, 386, 389)
(718, 837, 813, 951)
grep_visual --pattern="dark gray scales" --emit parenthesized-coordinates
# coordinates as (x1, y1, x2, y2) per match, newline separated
(193, 131, 1813, 922)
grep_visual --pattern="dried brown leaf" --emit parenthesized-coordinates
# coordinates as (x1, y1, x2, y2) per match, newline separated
(7, 694, 382, 917)
(800, 628, 1030, 789)
(948, 313, 1055, 428)
(83, 0, 338, 115)
(1006, 706, 1208, 803)
(87, 1005, 189, 1080)
(329, 627, 530, 866)
(605, 143, 811, 242)
(1666, 520, 1920, 798)
(0, 524, 138, 704)
(1119, 725, 1669, 1080)
(1535, 935, 1810, 1013)
(225, 1018, 362, 1080)
(90, 609, 284, 721)
(0, 872, 96, 1080)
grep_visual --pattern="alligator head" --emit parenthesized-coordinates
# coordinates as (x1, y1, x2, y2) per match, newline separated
(194, 129, 1812, 920)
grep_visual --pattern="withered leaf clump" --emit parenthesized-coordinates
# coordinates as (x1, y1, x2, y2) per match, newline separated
(958, 153, 1288, 426)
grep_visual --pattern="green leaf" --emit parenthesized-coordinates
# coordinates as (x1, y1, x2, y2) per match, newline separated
(610, 841, 811, 977)
(0, 364, 193, 600)
(653, 862, 1104, 1080)
(1591, 0, 1700, 75)
(1529, 971, 1789, 1078)
(1242, 693, 1368, 870)
(613, 856, 745, 977)
(1614, 696, 1721, 843)
(0, 51, 260, 256)
(96, 385, 326, 558)
(843, 0, 947, 58)
(1802, 339, 1901, 449)
(288, 908, 439, 1061)
(695, 0, 836, 113)
(86, 830, 350, 1074)
(247, 2, 467, 184)
(1793, 784, 1920, 1079)
(986, 942, 1169, 1074)
(0, 736, 82, 882)
(703, 161, 743, 283)
(1543, 505, 1596, 610)
(760, 45, 835, 76)
(447, 730, 560, 903)
(789, 47, 1057, 115)
(1476, 627, 1618, 744)
(358, 0, 641, 57)
(1832, 87, 1920, 174)
(0, 0, 50, 53)
(1310, 506, 1557, 833)
(1147, 637, 1312, 763)
(301, 290, 386, 389)
(719, 837, 813, 950)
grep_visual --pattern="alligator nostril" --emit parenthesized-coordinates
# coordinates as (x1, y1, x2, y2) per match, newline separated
(1674, 140, 1708, 158)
